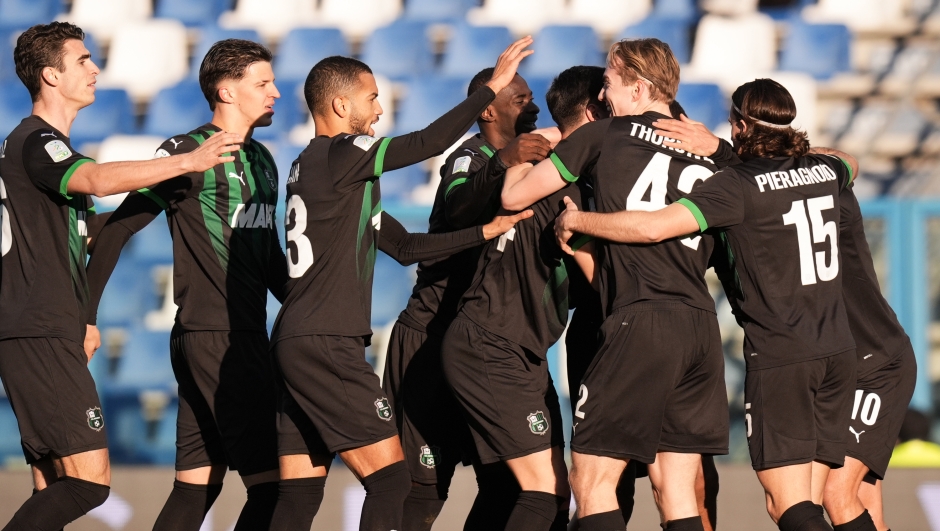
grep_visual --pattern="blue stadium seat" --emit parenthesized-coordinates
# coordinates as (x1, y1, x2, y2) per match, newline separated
(143, 81, 213, 139)
(371, 254, 416, 326)
(361, 21, 435, 80)
(402, 0, 474, 22)
(0, 396, 22, 465)
(441, 24, 514, 78)
(394, 76, 468, 135)
(619, 16, 692, 64)
(523, 26, 603, 78)
(380, 164, 429, 202)
(779, 21, 851, 80)
(156, 0, 230, 27)
(650, 0, 698, 22)
(0, 84, 32, 139)
(760, 0, 816, 21)
(0, 0, 64, 30)
(674, 82, 728, 131)
(274, 28, 350, 83)
(96, 260, 158, 329)
(71, 88, 136, 145)
(190, 26, 264, 77)
(524, 76, 555, 129)
(129, 212, 175, 262)
(102, 391, 177, 464)
(99, 328, 174, 391)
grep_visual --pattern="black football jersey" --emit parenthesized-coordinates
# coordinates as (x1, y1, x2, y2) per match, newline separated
(397, 134, 500, 335)
(456, 184, 583, 357)
(0, 116, 96, 343)
(679, 154, 856, 369)
(550, 113, 720, 316)
(839, 185, 910, 376)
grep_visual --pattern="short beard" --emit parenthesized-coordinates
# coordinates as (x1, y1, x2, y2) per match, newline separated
(349, 107, 372, 136)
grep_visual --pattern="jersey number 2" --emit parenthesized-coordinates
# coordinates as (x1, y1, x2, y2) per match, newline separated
(782, 196, 838, 286)
(286, 195, 313, 278)
(0, 177, 11, 257)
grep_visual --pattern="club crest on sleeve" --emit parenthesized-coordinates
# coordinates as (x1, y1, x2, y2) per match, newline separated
(527, 411, 548, 435)
(86, 407, 104, 432)
(354, 136, 379, 151)
(44, 140, 72, 163)
(154, 148, 171, 159)
(452, 156, 472, 174)
(375, 398, 392, 421)
(419, 445, 441, 469)
(288, 162, 301, 184)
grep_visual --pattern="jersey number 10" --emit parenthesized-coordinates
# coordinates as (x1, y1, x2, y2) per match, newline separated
(782, 196, 838, 286)
(0, 177, 11, 257)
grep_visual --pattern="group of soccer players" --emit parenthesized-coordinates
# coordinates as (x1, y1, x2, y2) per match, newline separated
(0, 18, 918, 531)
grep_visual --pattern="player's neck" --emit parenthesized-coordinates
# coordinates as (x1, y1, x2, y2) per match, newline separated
(311, 115, 346, 138)
(479, 123, 514, 150)
(30, 95, 80, 137)
(211, 111, 255, 143)
(620, 99, 671, 118)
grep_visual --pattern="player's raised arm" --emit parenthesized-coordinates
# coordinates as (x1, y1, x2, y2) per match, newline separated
(554, 197, 700, 251)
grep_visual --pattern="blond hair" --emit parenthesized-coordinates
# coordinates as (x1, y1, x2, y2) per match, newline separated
(606, 38, 680, 103)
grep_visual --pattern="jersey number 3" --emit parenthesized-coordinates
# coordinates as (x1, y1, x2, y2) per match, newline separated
(0, 177, 11, 257)
(782, 196, 838, 286)
(286, 195, 313, 278)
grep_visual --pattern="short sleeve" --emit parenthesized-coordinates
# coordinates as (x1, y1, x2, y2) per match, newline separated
(821, 154, 853, 190)
(329, 134, 393, 189)
(441, 144, 492, 200)
(138, 135, 202, 208)
(674, 169, 747, 231)
(21, 129, 93, 198)
(550, 119, 610, 183)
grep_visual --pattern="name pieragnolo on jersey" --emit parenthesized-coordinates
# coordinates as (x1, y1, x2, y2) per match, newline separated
(754, 163, 839, 193)
(628, 122, 715, 163)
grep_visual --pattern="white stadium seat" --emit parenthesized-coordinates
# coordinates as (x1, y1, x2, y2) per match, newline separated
(94, 135, 165, 207)
(66, 0, 151, 43)
(802, 0, 916, 36)
(96, 20, 188, 102)
(700, 0, 758, 17)
(768, 71, 818, 143)
(218, 0, 318, 42)
(565, 0, 651, 38)
(317, 0, 403, 41)
(684, 13, 777, 91)
(466, 0, 566, 36)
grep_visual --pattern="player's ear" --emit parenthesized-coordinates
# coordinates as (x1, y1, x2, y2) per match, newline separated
(479, 104, 496, 123)
(217, 85, 235, 105)
(585, 103, 601, 122)
(40, 66, 59, 88)
(332, 96, 349, 118)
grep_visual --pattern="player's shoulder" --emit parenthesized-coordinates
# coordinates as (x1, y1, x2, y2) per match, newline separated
(332, 133, 384, 152)
(156, 133, 199, 158)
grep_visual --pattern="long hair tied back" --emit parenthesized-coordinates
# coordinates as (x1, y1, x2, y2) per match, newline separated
(731, 79, 810, 158)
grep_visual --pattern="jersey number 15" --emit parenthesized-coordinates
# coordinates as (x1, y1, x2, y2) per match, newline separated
(782, 195, 838, 286)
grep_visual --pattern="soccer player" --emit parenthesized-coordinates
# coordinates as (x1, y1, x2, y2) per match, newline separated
(651, 107, 917, 531)
(0, 22, 239, 531)
(84, 39, 287, 531)
(502, 39, 729, 531)
(552, 78, 859, 531)
(383, 66, 551, 531)
(269, 39, 534, 531)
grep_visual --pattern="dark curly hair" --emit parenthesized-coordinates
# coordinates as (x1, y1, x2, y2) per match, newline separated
(731, 79, 810, 158)
(14, 22, 86, 102)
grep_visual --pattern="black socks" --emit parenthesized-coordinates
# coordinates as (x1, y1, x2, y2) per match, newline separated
(577, 510, 626, 531)
(359, 461, 412, 531)
(402, 483, 447, 531)
(233, 481, 279, 531)
(665, 516, 705, 530)
(464, 462, 520, 531)
(504, 491, 559, 531)
(153, 480, 223, 531)
(833, 510, 877, 531)
(778, 501, 833, 531)
(268, 477, 327, 531)
(4, 477, 109, 531)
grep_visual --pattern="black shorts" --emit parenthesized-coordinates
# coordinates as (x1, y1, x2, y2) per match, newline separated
(171, 328, 278, 476)
(441, 318, 565, 465)
(382, 321, 473, 485)
(275, 334, 399, 456)
(564, 305, 603, 410)
(570, 303, 729, 464)
(0, 337, 108, 464)
(847, 347, 917, 481)
(745, 350, 855, 470)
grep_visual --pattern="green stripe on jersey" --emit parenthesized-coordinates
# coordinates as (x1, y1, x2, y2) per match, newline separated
(676, 198, 708, 232)
(542, 261, 569, 324)
(444, 177, 468, 199)
(192, 132, 231, 269)
(549, 153, 578, 183)
(839, 157, 854, 187)
(60, 158, 93, 199)
(569, 234, 593, 252)
(138, 188, 169, 210)
(373, 137, 392, 177)
(479, 145, 495, 158)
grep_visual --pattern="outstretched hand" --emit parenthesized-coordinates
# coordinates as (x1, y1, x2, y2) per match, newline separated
(652, 114, 720, 157)
(183, 132, 244, 173)
(554, 196, 579, 255)
(486, 36, 535, 95)
(482, 209, 535, 240)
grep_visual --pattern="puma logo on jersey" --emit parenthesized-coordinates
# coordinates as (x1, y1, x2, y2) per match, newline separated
(849, 426, 865, 443)
(168, 138, 183, 149)
(231, 203, 275, 229)
(372, 212, 381, 230)
(863, 354, 873, 360)
(40, 132, 56, 138)
(287, 162, 300, 184)
(0, 140, 6, 158)
(228, 171, 246, 187)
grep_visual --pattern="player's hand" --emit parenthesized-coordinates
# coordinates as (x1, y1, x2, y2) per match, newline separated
(652, 114, 720, 157)
(482, 209, 534, 240)
(182, 132, 243, 173)
(531, 126, 562, 148)
(554, 196, 580, 255)
(498, 133, 552, 167)
(486, 36, 534, 95)
(84, 325, 101, 364)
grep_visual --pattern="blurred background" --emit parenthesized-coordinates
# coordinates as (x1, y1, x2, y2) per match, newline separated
(1, 0, 940, 529)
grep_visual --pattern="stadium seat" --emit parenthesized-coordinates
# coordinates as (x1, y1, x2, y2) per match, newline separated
(523, 25, 603, 78)
(618, 15, 692, 64)
(0, 0, 64, 30)
(97, 19, 189, 102)
(371, 253, 416, 326)
(143, 82, 213, 139)
(67, 0, 152, 43)
(218, 0, 317, 42)
(70, 88, 136, 146)
(441, 24, 514, 78)
(402, 0, 473, 22)
(274, 27, 349, 83)
(779, 21, 851, 80)
(394, 76, 467, 135)
(881, 44, 936, 97)
(95, 135, 165, 208)
(99, 328, 174, 391)
(189, 26, 264, 78)
(838, 102, 893, 156)
(768, 71, 818, 141)
(914, 52, 940, 98)
(96, 264, 155, 329)
(871, 106, 927, 158)
(759, 0, 815, 21)
(155, 0, 229, 27)
(802, 0, 916, 36)
(524, 76, 554, 130)
(650, 0, 698, 22)
(0, 396, 22, 465)
(685, 12, 777, 91)
(317, 0, 403, 41)
(0, 83, 32, 140)
(674, 82, 727, 131)
(251, 80, 306, 142)
(361, 21, 435, 80)
(380, 164, 430, 203)
(565, 0, 651, 37)
(466, 0, 565, 36)
(129, 215, 175, 263)
(700, 0, 757, 16)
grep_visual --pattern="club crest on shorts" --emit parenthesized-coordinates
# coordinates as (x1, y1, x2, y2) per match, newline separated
(375, 398, 392, 421)
(527, 411, 548, 435)
(419, 445, 441, 469)
(86, 407, 104, 432)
